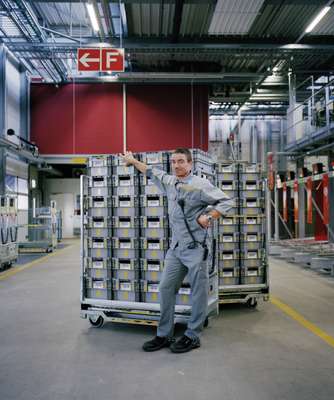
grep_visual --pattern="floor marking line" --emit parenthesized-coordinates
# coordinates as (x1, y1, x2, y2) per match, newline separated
(0, 245, 75, 281)
(271, 295, 334, 349)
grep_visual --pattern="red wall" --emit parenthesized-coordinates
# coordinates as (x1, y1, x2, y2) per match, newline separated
(30, 83, 208, 155)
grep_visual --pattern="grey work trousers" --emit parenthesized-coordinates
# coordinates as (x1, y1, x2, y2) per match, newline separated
(157, 245, 209, 340)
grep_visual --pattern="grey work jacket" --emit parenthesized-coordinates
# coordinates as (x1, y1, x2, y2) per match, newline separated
(146, 167, 234, 250)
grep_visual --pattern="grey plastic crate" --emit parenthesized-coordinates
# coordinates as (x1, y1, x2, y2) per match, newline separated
(240, 190, 263, 199)
(141, 238, 169, 250)
(113, 185, 140, 196)
(140, 152, 169, 165)
(219, 250, 239, 261)
(112, 154, 139, 166)
(140, 195, 167, 208)
(242, 249, 264, 261)
(113, 174, 138, 188)
(113, 196, 138, 208)
(240, 216, 263, 233)
(240, 180, 262, 191)
(88, 196, 112, 209)
(85, 257, 112, 269)
(241, 258, 263, 268)
(240, 173, 261, 181)
(86, 268, 112, 279)
(141, 249, 167, 260)
(218, 180, 238, 191)
(112, 258, 139, 280)
(140, 216, 168, 237)
(112, 279, 140, 301)
(86, 247, 112, 258)
(89, 176, 112, 188)
(85, 278, 112, 300)
(219, 258, 238, 269)
(217, 163, 238, 173)
(140, 206, 167, 217)
(89, 186, 113, 197)
(113, 216, 139, 238)
(219, 232, 239, 243)
(239, 163, 261, 174)
(113, 165, 137, 175)
(140, 281, 161, 303)
(176, 286, 192, 305)
(219, 267, 240, 286)
(140, 259, 164, 281)
(86, 227, 112, 238)
(85, 288, 112, 300)
(113, 207, 138, 217)
(88, 166, 112, 176)
(241, 267, 265, 285)
(88, 207, 112, 218)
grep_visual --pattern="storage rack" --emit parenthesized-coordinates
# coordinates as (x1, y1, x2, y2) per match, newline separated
(81, 151, 219, 327)
(19, 203, 58, 253)
(217, 162, 269, 306)
(0, 196, 18, 270)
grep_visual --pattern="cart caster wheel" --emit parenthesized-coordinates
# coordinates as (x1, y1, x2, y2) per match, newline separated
(204, 317, 209, 328)
(247, 298, 258, 308)
(89, 316, 104, 328)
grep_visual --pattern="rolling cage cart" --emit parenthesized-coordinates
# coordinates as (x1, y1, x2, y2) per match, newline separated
(80, 152, 219, 328)
(0, 195, 18, 270)
(19, 202, 58, 253)
(217, 161, 269, 307)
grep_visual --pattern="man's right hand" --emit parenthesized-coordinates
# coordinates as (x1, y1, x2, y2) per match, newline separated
(120, 151, 136, 166)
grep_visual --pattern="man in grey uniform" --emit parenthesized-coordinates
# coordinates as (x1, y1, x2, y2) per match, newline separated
(121, 148, 233, 353)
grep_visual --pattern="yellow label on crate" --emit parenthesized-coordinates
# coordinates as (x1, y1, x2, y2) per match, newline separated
(96, 290, 102, 298)
(124, 250, 129, 257)
(182, 295, 188, 304)
(151, 272, 158, 280)
(151, 250, 157, 258)
(123, 271, 129, 279)
(124, 229, 129, 236)
(97, 249, 101, 257)
(151, 208, 158, 216)
(152, 229, 158, 237)
(123, 292, 129, 300)
(96, 229, 101, 236)
(95, 270, 102, 278)
(124, 209, 129, 216)
(152, 293, 158, 301)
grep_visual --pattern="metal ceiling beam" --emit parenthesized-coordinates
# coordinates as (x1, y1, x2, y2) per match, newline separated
(171, 0, 184, 43)
(29, 0, 217, 4)
(6, 41, 334, 52)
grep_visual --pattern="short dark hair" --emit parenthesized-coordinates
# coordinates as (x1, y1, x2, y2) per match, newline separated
(172, 148, 192, 162)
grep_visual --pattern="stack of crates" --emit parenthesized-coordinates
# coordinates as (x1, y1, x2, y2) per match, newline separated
(0, 196, 18, 269)
(217, 162, 265, 288)
(111, 155, 141, 301)
(189, 150, 218, 305)
(138, 152, 170, 304)
(191, 148, 216, 185)
(217, 163, 240, 286)
(84, 155, 113, 300)
(239, 163, 265, 285)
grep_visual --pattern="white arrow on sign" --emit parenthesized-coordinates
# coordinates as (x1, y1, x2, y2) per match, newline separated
(79, 52, 100, 67)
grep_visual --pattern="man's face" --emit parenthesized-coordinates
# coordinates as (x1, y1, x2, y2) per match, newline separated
(171, 153, 192, 178)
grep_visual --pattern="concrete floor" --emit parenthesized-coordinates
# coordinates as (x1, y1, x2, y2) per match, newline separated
(0, 240, 334, 400)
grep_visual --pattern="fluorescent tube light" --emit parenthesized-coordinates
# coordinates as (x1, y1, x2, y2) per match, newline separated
(305, 6, 331, 33)
(86, 3, 100, 32)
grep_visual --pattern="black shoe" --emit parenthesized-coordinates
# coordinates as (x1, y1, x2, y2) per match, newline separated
(142, 336, 174, 352)
(170, 335, 201, 353)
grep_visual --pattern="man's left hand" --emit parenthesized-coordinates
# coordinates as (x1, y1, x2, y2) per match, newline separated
(197, 214, 212, 229)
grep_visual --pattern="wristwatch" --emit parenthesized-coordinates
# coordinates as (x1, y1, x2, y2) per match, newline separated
(207, 215, 213, 223)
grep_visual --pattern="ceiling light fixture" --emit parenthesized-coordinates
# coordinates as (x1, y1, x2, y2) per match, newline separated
(305, 6, 331, 33)
(86, 3, 100, 32)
